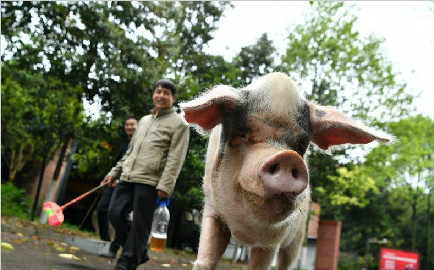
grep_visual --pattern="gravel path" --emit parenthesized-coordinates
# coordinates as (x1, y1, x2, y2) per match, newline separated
(1, 217, 246, 270)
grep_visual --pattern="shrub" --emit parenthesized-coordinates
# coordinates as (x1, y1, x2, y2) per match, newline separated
(339, 252, 368, 270)
(1, 182, 31, 218)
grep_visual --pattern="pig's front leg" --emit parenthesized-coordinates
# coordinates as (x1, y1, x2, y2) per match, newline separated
(276, 224, 305, 270)
(248, 246, 276, 270)
(193, 205, 231, 270)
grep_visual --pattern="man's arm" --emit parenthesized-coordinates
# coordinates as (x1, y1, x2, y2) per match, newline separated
(102, 119, 141, 185)
(156, 123, 190, 196)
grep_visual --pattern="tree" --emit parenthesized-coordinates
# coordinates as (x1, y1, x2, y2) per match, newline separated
(337, 115, 434, 269)
(367, 115, 434, 248)
(280, 2, 413, 123)
(1, 1, 231, 119)
(1, 62, 84, 184)
(233, 33, 277, 85)
(1, 61, 84, 220)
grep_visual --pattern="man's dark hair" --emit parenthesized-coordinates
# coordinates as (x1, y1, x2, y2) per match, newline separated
(153, 79, 177, 96)
(125, 116, 138, 123)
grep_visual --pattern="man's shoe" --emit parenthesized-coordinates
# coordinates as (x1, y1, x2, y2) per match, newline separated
(138, 251, 150, 264)
(101, 250, 116, 259)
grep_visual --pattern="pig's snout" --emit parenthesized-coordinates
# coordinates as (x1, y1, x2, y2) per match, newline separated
(259, 150, 308, 196)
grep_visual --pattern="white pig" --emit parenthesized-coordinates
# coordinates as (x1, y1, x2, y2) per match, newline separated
(180, 72, 390, 270)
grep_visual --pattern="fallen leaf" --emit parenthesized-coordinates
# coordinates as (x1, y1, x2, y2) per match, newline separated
(55, 247, 66, 252)
(1, 242, 15, 250)
(58, 253, 81, 260)
(16, 232, 24, 238)
(161, 264, 171, 268)
(69, 246, 80, 252)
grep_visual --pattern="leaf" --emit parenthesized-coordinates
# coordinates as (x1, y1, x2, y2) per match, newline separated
(69, 246, 80, 252)
(1, 242, 15, 250)
(58, 253, 81, 260)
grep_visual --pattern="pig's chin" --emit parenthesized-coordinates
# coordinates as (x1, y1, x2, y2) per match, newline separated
(236, 184, 295, 222)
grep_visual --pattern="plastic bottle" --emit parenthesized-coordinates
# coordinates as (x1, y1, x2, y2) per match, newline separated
(149, 200, 170, 252)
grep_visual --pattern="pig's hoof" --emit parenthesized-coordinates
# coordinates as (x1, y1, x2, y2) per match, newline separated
(192, 260, 210, 270)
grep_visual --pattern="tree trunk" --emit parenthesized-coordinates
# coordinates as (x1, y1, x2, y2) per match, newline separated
(8, 145, 32, 183)
(40, 140, 70, 224)
(411, 197, 417, 251)
(31, 150, 47, 221)
(52, 140, 69, 184)
(55, 139, 77, 204)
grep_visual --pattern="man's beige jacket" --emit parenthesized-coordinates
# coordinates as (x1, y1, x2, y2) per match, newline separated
(107, 107, 190, 195)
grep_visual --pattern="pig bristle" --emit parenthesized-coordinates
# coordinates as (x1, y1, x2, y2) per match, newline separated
(183, 72, 392, 270)
(242, 72, 303, 124)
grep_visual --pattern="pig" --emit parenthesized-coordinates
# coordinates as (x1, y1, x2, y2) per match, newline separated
(180, 72, 390, 270)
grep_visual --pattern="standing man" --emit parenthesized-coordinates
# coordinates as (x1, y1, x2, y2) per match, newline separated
(102, 79, 190, 270)
(98, 116, 138, 258)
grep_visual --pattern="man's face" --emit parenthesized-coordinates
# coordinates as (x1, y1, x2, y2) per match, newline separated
(124, 118, 138, 137)
(153, 85, 177, 111)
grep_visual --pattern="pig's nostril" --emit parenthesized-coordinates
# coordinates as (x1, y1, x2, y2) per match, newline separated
(292, 169, 299, 179)
(269, 163, 279, 174)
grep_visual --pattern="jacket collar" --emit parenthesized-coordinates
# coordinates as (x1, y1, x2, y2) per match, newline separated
(151, 107, 175, 118)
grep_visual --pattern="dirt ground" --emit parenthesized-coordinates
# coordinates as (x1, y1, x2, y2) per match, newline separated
(1, 216, 246, 270)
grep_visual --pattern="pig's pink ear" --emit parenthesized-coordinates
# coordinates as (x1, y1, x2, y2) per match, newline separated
(180, 85, 239, 131)
(309, 102, 391, 150)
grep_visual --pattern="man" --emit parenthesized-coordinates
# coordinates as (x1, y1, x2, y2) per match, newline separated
(102, 79, 190, 270)
(98, 116, 138, 259)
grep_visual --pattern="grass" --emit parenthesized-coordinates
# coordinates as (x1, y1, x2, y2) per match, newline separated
(1, 182, 99, 239)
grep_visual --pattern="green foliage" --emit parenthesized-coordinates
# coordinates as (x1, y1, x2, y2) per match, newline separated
(234, 33, 277, 85)
(316, 166, 379, 209)
(1, 61, 84, 182)
(364, 115, 434, 188)
(280, 1, 413, 123)
(71, 117, 122, 182)
(1, 1, 232, 120)
(338, 253, 367, 270)
(1, 183, 31, 218)
(337, 116, 434, 269)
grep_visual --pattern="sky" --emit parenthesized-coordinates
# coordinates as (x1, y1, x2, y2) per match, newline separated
(205, 1, 434, 120)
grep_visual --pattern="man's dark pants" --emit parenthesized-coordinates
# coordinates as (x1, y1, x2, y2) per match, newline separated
(108, 181, 157, 270)
(97, 186, 122, 253)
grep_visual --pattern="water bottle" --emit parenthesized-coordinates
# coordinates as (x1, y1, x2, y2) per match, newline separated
(149, 200, 170, 252)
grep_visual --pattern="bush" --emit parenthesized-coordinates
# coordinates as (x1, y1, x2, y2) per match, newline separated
(339, 252, 368, 270)
(1, 182, 31, 218)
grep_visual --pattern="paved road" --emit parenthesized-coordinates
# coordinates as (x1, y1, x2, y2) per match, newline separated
(1, 217, 245, 270)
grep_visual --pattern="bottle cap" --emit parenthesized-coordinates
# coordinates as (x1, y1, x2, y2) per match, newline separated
(157, 197, 170, 207)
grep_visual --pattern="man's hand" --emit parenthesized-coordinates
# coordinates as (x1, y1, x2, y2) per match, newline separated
(158, 190, 170, 199)
(101, 175, 114, 187)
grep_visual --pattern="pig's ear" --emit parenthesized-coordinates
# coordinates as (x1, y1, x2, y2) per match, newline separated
(180, 85, 239, 131)
(308, 102, 391, 150)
